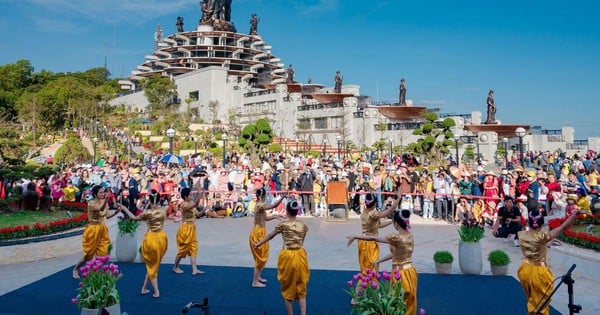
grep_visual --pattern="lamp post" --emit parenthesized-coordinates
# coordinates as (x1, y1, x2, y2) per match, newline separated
(95, 120, 99, 137)
(387, 138, 393, 167)
(515, 127, 526, 167)
(166, 127, 176, 155)
(336, 135, 342, 160)
(322, 138, 326, 157)
(454, 135, 460, 166)
(502, 137, 508, 169)
(295, 136, 299, 154)
(193, 136, 198, 155)
(222, 133, 228, 167)
(92, 137, 98, 165)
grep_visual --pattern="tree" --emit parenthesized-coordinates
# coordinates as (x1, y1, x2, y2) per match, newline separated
(240, 118, 273, 161)
(53, 136, 92, 165)
(408, 111, 456, 165)
(141, 74, 177, 116)
(208, 100, 219, 124)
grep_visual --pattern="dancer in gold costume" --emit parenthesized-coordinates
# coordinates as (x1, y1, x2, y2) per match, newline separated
(347, 209, 418, 315)
(248, 187, 284, 287)
(253, 199, 309, 315)
(72, 185, 122, 279)
(517, 209, 583, 315)
(355, 189, 402, 273)
(122, 190, 168, 298)
(173, 187, 204, 275)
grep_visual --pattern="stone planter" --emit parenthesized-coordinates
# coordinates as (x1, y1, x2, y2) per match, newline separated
(115, 233, 137, 262)
(458, 240, 482, 275)
(490, 264, 509, 276)
(435, 262, 452, 274)
(81, 303, 120, 315)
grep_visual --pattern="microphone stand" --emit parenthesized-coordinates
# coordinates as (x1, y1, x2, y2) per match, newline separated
(182, 297, 209, 315)
(534, 264, 582, 315)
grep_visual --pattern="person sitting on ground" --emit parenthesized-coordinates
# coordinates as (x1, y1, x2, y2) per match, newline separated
(492, 196, 522, 247)
(167, 194, 183, 222)
(454, 197, 472, 223)
(206, 193, 227, 218)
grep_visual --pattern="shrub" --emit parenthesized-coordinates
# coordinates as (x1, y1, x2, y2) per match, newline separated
(488, 250, 510, 266)
(433, 251, 453, 264)
(458, 219, 484, 243)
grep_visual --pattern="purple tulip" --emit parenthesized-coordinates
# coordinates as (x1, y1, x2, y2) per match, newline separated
(347, 280, 354, 287)
(419, 308, 426, 315)
(112, 270, 119, 276)
(103, 266, 109, 272)
(81, 272, 88, 278)
(71, 298, 77, 304)
(371, 282, 378, 289)
(394, 272, 402, 281)
(353, 274, 360, 281)
(375, 273, 381, 280)
(78, 282, 83, 287)
(382, 272, 391, 281)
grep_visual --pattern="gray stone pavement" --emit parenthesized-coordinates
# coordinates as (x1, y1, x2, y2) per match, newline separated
(1, 215, 598, 314)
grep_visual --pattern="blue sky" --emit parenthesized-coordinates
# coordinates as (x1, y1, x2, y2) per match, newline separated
(1, 0, 599, 138)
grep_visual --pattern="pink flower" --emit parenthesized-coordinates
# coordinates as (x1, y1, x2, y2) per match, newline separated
(419, 308, 426, 315)
(103, 266, 109, 272)
(347, 280, 354, 287)
(371, 282, 378, 289)
(365, 268, 371, 275)
(374, 273, 381, 280)
(394, 272, 402, 281)
(353, 274, 361, 281)
(112, 270, 119, 276)
(382, 271, 391, 281)
(81, 272, 88, 278)
(71, 298, 77, 304)
(92, 264, 100, 271)
(78, 282, 83, 287)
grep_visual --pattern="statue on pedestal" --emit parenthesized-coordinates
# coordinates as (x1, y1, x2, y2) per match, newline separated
(399, 78, 407, 105)
(176, 16, 184, 32)
(249, 13, 259, 35)
(484, 90, 497, 124)
(286, 65, 295, 83)
(334, 71, 343, 93)
(154, 24, 163, 50)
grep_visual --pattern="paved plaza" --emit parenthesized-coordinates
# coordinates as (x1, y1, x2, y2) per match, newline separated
(1, 214, 598, 314)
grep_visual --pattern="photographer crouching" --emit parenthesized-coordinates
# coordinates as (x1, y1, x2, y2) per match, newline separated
(492, 196, 522, 247)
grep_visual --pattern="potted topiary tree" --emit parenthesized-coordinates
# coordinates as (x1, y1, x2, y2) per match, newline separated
(115, 218, 139, 262)
(433, 251, 453, 274)
(488, 249, 511, 275)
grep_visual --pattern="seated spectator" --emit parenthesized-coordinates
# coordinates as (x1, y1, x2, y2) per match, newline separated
(455, 197, 471, 223)
(472, 199, 484, 225)
(206, 193, 227, 218)
(167, 194, 182, 222)
(62, 180, 80, 202)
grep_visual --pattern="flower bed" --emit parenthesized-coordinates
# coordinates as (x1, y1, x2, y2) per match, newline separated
(548, 214, 600, 251)
(0, 201, 88, 241)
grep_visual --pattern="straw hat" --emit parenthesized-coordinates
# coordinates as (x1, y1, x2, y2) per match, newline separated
(486, 171, 496, 177)
(566, 194, 577, 201)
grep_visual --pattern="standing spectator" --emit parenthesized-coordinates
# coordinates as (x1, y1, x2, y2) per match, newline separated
(127, 170, 140, 218)
(433, 171, 449, 220)
(298, 166, 316, 216)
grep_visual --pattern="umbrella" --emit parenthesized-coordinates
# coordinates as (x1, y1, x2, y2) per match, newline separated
(160, 154, 185, 164)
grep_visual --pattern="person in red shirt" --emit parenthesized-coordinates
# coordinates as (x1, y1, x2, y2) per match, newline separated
(545, 173, 561, 215)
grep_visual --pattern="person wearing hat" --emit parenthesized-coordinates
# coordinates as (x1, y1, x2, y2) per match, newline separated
(483, 171, 499, 216)
(575, 187, 591, 213)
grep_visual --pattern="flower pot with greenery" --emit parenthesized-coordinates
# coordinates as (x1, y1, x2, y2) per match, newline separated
(433, 251, 453, 274)
(72, 256, 122, 315)
(488, 249, 511, 275)
(115, 218, 139, 262)
(458, 219, 484, 275)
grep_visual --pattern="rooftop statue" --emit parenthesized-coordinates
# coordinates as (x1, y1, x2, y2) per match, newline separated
(286, 64, 295, 83)
(334, 71, 343, 93)
(199, 0, 236, 31)
(249, 13, 259, 35)
(484, 90, 497, 124)
(154, 24, 163, 50)
(399, 78, 407, 105)
(176, 16, 184, 33)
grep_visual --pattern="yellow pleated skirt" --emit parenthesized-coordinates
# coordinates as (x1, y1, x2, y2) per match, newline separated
(517, 262, 554, 315)
(82, 223, 110, 261)
(249, 225, 268, 270)
(176, 222, 198, 258)
(142, 230, 168, 279)
(277, 248, 310, 301)
(392, 265, 418, 315)
(357, 240, 379, 273)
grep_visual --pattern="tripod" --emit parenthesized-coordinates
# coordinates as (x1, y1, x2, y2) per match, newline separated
(533, 264, 582, 315)
(182, 297, 209, 314)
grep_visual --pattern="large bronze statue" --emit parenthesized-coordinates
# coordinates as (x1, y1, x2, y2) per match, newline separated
(176, 16, 184, 32)
(334, 71, 343, 93)
(484, 90, 497, 124)
(286, 65, 295, 83)
(199, 0, 232, 23)
(249, 13, 259, 35)
(399, 78, 407, 105)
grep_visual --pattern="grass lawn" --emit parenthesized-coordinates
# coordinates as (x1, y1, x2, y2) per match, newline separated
(571, 224, 600, 238)
(0, 210, 74, 228)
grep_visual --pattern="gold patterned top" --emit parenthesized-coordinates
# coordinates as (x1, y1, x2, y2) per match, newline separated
(275, 220, 308, 250)
(180, 200, 198, 223)
(517, 230, 551, 264)
(140, 206, 166, 232)
(386, 232, 414, 267)
(253, 203, 267, 226)
(360, 210, 380, 236)
(87, 199, 108, 224)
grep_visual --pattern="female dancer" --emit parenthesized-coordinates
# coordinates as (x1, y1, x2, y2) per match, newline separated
(347, 209, 418, 315)
(173, 188, 204, 275)
(253, 199, 309, 315)
(72, 185, 122, 279)
(249, 187, 284, 287)
(356, 189, 402, 273)
(121, 190, 168, 298)
(517, 209, 583, 315)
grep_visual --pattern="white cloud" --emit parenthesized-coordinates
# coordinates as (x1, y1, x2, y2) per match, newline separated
(26, 0, 190, 26)
(420, 99, 447, 105)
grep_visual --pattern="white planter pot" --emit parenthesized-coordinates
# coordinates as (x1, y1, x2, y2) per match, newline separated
(458, 240, 482, 275)
(81, 303, 120, 315)
(116, 232, 137, 262)
(490, 264, 509, 276)
(435, 262, 452, 274)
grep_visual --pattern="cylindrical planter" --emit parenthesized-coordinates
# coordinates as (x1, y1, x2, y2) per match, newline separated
(435, 262, 452, 274)
(116, 233, 137, 262)
(81, 304, 120, 315)
(458, 240, 482, 275)
(490, 264, 509, 276)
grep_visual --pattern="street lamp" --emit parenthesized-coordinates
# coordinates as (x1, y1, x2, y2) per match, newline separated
(387, 138, 393, 167)
(222, 133, 228, 167)
(95, 120, 99, 137)
(515, 127, 526, 167)
(322, 137, 327, 157)
(453, 135, 460, 166)
(336, 135, 342, 160)
(193, 136, 198, 154)
(92, 137, 98, 165)
(502, 137, 508, 169)
(295, 136, 299, 154)
(166, 127, 176, 155)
